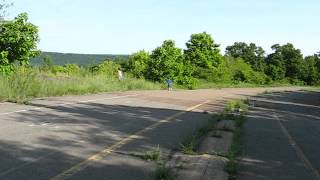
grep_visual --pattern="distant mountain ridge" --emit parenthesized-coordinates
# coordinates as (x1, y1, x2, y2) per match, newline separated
(31, 52, 129, 66)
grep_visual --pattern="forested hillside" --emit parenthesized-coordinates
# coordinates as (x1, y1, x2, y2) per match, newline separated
(31, 52, 128, 66)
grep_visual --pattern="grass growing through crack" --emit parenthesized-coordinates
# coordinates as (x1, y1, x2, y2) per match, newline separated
(154, 164, 177, 180)
(130, 146, 162, 162)
(180, 119, 217, 154)
(224, 99, 248, 177)
(225, 99, 249, 113)
(135, 146, 176, 180)
(153, 99, 249, 179)
(143, 146, 161, 162)
(225, 126, 242, 175)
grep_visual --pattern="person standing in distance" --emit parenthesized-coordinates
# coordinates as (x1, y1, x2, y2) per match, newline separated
(166, 79, 173, 91)
(118, 68, 124, 81)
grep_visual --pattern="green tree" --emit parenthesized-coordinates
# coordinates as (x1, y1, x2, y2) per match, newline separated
(98, 60, 120, 77)
(63, 64, 80, 75)
(301, 55, 319, 85)
(265, 44, 304, 81)
(147, 40, 184, 82)
(0, 13, 39, 68)
(184, 32, 222, 70)
(128, 50, 150, 78)
(225, 42, 266, 72)
(316, 52, 320, 72)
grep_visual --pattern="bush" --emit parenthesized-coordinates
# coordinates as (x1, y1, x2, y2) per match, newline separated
(176, 76, 199, 89)
(207, 57, 268, 85)
(63, 64, 80, 75)
(127, 50, 150, 78)
(51, 65, 65, 74)
(0, 67, 163, 103)
(97, 60, 120, 77)
(0, 67, 40, 102)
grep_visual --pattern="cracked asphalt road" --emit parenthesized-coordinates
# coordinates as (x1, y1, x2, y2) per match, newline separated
(239, 90, 320, 180)
(0, 87, 304, 180)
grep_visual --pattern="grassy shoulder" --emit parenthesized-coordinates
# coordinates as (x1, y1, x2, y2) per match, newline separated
(0, 67, 315, 104)
(0, 69, 163, 103)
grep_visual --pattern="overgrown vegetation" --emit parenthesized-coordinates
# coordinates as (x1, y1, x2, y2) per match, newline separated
(0, 66, 162, 103)
(143, 146, 162, 162)
(180, 118, 217, 154)
(225, 127, 242, 176)
(223, 100, 248, 178)
(126, 35, 320, 88)
(136, 146, 176, 180)
(179, 99, 249, 155)
(172, 99, 249, 179)
(1, 8, 320, 102)
(154, 164, 176, 180)
(225, 99, 249, 113)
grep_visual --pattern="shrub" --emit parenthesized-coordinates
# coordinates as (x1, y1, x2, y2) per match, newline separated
(97, 60, 120, 77)
(63, 64, 80, 75)
(127, 50, 150, 78)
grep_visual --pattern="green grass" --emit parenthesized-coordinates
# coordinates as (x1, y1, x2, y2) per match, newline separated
(154, 164, 177, 180)
(225, 99, 249, 113)
(180, 119, 217, 154)
(137, 146, 176, 180)
(224, 99, 248, 177)
(143, 146, 161, 162)
(0, 69, 163, 103)
(0, 67, 311, 104)
(197, 81, 260, 89)
(225, 126, 242, 175)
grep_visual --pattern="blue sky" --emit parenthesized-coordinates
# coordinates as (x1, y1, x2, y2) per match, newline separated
(8, 0, 320, 55)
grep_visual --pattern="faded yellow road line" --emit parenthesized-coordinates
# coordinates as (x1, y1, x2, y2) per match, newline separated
(275, 114, 320, 180)
(0, 94, 138, 116)
(51, 100, 210, 180)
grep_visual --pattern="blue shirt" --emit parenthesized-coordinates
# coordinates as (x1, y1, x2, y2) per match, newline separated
(166, 79, 173, 85)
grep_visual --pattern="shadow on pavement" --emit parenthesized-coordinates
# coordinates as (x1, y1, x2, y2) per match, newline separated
(238, 90, 320, 180)
(0, 102, 216, 180)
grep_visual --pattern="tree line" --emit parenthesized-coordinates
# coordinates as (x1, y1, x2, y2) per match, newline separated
(124, 33, 320, 88)
(1, 12, 319, 88)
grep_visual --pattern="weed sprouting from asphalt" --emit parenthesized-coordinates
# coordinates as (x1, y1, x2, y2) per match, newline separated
(143, 146, 161, 162)
(225, 126, 242, 176)
(224, 99, 249, 177)
(180, 135, 198, 155)
(154, 164, 177, 180)
(225, 99, 249, 113)
(180, 119, 217, 154)
(170, 98, 249, 179)
(134, 146, 176, 180)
